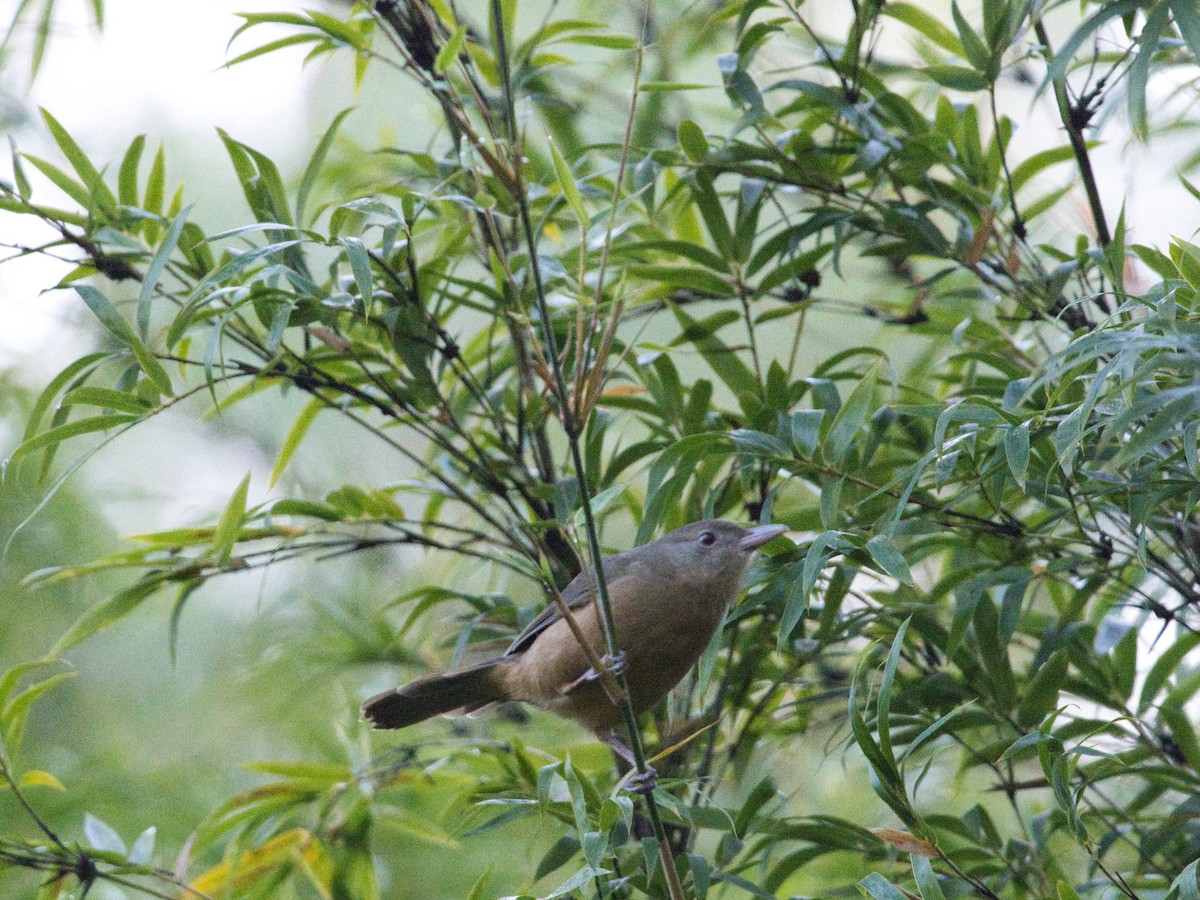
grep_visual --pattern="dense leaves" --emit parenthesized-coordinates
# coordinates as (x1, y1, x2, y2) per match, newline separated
(3, 0, 1200, 897)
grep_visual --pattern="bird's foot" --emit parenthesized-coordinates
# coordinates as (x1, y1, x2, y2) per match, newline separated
(597, 651, 628, 679)
(562, 651, 627, 694)
(623, 765, 659, 796)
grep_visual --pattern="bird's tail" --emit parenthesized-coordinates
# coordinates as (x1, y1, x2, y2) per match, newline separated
(362, 659, 511, 729)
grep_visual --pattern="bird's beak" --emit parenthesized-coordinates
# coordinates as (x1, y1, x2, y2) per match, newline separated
(739, 523, 787, 551)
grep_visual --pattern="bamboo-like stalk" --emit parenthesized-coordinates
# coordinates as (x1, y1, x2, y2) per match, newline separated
(486, 3, 688, 897)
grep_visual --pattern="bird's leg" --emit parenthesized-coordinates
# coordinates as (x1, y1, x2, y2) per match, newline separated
(599, 732, 659, 795)
(560, 650, 627, 695)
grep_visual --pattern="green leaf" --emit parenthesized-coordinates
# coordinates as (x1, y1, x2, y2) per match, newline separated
(190, 239, 303, 292)
(296, 107, 353, 227)
(544, 866, 609, 899)
(218, 129, 295, 227)
(8, 137, 31, 199)
(780, 531, 850, 649)
(270, 398, 323, 488)
(434, 22, 468, 73)
(877, 619, 910, 770)
(624, 239, 731, 273)
(1127, 2, 1170, 140)
(824, 361, 879, 465)
(145, 144, 166, 218)
(671, 306, 758, 398)
(1009, 144, 1081, 194)
(48, 581, 162, 657)
(791, 409, 824, 455)
(883, 3, 963, 54)
(466, 864, 496, 900)
(629, 263, 730, 296)
(558, 32, 636, 49)
(549, 137, 588, 229)
(40, 108, 116, 213)
(224, 32, 321, 68)
(535, 835, 581, 881)
(678, 119, 709, 163)
(690, 172, 734, 258)
(138, 208, 190, 341)
(866, 534, 914, 586)
(1004, 422, 1029, 488)
(1140, 632, 1200, 713)
(168, 580, 201, 667)
(0, 661, 61, 712)
(639, 81, 713, 92)
(77, 284, 136, 343)
(638, 432, 734, 543)
(1171, 0, 1200, 62)
(778, 563, 811, 647)
(19, 769, 66, 792)
(713, 870, 775, 899)
(950, 2, 994, 78)
(1016, 648, 1068, 728)
(1169, 860, 1199, 900)
(858, 871, 908, 900)
(1132, 243, 1177, 280)
(734, 776, 778, 836)
(22, 353, 109, 440)
(1160, 704, 1200, 772)
(76, 286, 172, 394)
(974, 598, 1015, 710)
(117, 134, 146, 207)
(8, 414, 140, 463)
(3, 671, 74, 752)
(62, 386, 151, 414)
(924, 65, 989, 91)
(730, 428, 789, 458)
(21, 154, 93, 209)
(1046, 0, 1142, 86)
(755, 244, 833, 295)
(911, 855, 947, 900)
(691, 853, 711, 900)
(340, 236, 374, 305)
(247, 760, 353, 782)
(213, 473, 251, 565)
(270, 499, 342, 521)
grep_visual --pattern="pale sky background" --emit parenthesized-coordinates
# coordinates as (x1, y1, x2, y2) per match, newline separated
(0, 1, 326, 376)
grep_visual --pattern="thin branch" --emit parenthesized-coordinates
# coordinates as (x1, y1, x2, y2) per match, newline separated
(1032, 18, 1112, 252)
(488, 2, 685, 895)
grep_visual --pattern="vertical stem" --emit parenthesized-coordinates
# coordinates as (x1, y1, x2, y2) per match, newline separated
(488, 3, 686, 897)
(1033, 19, 1112, 250)
(738, 286, 763, 382)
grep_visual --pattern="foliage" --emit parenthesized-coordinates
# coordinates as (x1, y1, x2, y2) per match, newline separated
(3, 0, 1200, 897)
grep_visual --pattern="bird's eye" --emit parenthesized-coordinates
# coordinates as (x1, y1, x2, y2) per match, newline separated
(698, 531, 716, 546)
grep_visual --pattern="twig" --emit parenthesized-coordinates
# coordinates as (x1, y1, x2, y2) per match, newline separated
(1032, 19, 1112, 252)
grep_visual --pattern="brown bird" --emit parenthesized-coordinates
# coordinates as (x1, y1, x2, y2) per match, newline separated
(362, 520, 786, 737)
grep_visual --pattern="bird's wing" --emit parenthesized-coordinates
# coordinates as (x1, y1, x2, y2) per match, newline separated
(505, 553, 636, 656)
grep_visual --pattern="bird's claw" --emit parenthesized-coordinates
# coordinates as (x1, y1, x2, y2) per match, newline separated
(563, 651, 628, 694)
(598, 651, 628, 679)
(623, 765, 658, 796)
